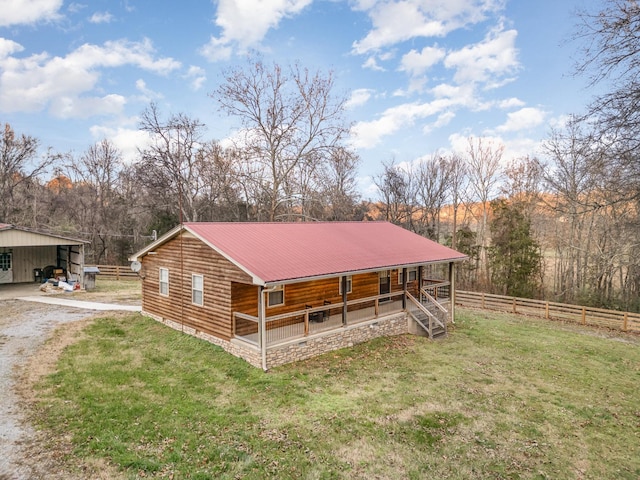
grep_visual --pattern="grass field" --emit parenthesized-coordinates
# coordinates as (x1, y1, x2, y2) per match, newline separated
(32, 308, 640, 479)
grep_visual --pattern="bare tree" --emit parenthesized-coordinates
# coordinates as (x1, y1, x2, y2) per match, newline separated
(573, 0, 640, 202)
(66, 140, 129, 263)
(542, 119, 601, 302)
(321, 146, 361, 221)
(374, 160, 417, 230)
(447, 153, 468, 252)
(415, 153, 453, 240)
(213, 58, 351, 221)
(465, 137, 504, 287)
(0, 123, 51, 224)
(137, 103, 209, 223)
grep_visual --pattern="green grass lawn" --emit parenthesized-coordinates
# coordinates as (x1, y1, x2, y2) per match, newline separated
(33, 309, 640, 479)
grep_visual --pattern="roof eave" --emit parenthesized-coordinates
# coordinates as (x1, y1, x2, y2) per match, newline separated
(262, 256, 468, 287)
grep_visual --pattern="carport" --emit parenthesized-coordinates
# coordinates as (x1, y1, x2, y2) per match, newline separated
(0, 224, 87, 286)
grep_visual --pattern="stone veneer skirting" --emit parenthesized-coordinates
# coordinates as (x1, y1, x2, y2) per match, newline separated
(142, 310, 409, 370)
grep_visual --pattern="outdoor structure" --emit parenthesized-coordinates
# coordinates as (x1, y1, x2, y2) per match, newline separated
(130, 222, 467, 370)
(0, 224, 87, 285)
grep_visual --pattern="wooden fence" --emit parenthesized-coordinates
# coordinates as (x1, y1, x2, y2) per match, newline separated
(87, 265, 139, 280)
(457, 291, 640, 334)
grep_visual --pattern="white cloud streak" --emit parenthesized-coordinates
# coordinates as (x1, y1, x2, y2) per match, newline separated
(496, 107, 547, 132)
(352, 0, 505, 54)
(89, 11, 114, 24)
(200, 0, 313, 61)
(444, 25, 519, 86)
(0, 38, 180, 117)
(0, 0, 63, 26)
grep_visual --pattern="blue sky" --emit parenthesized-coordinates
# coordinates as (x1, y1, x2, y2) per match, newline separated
(0, 0, 605, 197)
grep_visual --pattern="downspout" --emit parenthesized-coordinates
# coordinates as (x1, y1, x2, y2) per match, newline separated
(402, 267, 407, 310)
(80, 243, 85, 288)
(449, 262, 456, 325)
(341, 276, 348, 326)
(258, 286, 267, 371)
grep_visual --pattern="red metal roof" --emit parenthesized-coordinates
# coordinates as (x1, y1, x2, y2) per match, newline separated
(184, 222, 466, 285)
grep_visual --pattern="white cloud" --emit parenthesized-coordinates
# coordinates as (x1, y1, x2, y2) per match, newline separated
(0, 0, 63, 26)
(0, 38, 24, 57)
(90, 122, 152, 164)
(89, 11, 114, 24)
(135, 79, 163, 101)
(50, 94, 126, 119)
(498, 97, 525, 109)
(200, 0, 312, 61)
(433, 111, 455, 128)
(350, 97, 461, 149)
(184, 65, 206, 91)
(352, 0, 505, 54)
(444, 25, 519, 86)
(0, 38, 180, 117)
(362, 56, 385, 71)
(400, 46, 446, 76)
(447, 132, 542, 166)
(496, 107, 546, 132)
(345, 88, 374, 109)
(67, 3, 86, 14)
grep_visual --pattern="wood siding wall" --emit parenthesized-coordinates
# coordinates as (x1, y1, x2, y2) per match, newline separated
(231, 270, 419, 319)
(141, 232, 253, 341)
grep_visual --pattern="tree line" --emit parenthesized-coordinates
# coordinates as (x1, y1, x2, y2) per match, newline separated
(2, 1, 640, 311)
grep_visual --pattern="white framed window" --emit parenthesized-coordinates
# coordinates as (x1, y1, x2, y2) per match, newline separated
(267, 285, 284, 307)
(339, 275, 352, 295)
(398, 267, 418, 284)
(192, 274, 204, 306)
(159, 267, 169, 296)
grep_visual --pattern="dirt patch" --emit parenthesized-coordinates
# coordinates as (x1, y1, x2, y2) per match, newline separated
(0, 300, 126, 480)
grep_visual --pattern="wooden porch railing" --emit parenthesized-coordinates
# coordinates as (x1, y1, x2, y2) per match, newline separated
(233, 291, 405, 347)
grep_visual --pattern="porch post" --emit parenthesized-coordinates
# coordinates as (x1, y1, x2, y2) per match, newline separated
(258, 286, 267, 371)
(418, 265, 424, 302)
(402, 267, 407, 310)
(449, 262, 456, 325)
(341, 276, 348, 326)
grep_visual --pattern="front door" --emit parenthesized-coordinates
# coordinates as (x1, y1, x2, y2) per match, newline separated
(0, 252, 13, 284)
(379, 270, 390, 302)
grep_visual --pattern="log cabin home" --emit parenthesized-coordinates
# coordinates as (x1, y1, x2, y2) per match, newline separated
(129, 222, 467, 370)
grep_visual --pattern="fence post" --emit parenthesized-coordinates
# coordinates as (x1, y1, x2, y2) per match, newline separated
(512, 297, 517, 314)
(581, 307, 586, 325)
(482, 293, 485, 309)
(545, 301, 549, 320)
(623, 312, 628, 332)
(116, 265, 120, 281)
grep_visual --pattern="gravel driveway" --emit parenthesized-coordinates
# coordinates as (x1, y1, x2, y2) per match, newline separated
(0, 299, 91, 479)
(0, 284, 138, 480)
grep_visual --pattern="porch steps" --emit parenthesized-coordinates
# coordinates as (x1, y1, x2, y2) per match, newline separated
(410, 310, 447, 339)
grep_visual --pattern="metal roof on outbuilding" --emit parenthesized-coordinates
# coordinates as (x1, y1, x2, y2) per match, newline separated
(131, 221, 467, 286)
(0, 224, 88, 247)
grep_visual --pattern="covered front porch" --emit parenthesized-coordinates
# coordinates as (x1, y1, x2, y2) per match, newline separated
(232, 275, 454, 352)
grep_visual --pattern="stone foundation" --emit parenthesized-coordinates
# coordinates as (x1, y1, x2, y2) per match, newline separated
(142, 310, 409, 370)
(265, 313, 409, 368)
